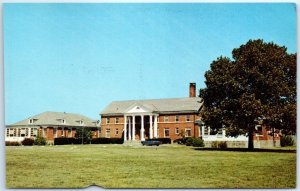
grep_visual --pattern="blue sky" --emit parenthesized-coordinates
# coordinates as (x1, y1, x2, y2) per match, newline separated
(4, 3, 296, 124)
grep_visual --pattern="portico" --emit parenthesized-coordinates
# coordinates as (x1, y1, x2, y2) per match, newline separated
(123, 104, 158, 141)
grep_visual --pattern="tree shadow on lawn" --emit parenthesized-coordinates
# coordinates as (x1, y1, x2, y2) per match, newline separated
(193, 147, 296, 153)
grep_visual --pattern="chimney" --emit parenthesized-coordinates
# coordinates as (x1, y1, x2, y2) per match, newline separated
(189, 82, 196, 97)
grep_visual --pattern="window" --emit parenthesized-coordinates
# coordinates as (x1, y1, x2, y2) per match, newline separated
(175, 128, 179, 134)
(20, 128, 26, 137)
(79, 120, 84, 125)
(25, 128, 29, 137)
(186, 115, 190, 122)
(115, 128, 119, 135)
(175, 115, 179, 122)
(106, 118, 110, 124)
(61, 119, 66, 124)
(6, 129, 9, 137)
(13, 129, 17, 137)
(9, 128, 14, 137)
(164, 128, 170, 137)
(29, 119, 34, 124)
(116, 117, 119, 124)
(106, 128, 111, 138)
(185, 128, 191, 137)
(31, 128, 38, 137)
(164, 116, 169, 122)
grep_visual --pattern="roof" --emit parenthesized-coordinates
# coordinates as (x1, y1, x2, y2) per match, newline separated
(7, 111, 98, 128)
(101, 97, 203, 116)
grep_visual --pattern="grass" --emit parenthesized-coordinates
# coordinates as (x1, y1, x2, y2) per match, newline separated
(6, 144, 296, 188)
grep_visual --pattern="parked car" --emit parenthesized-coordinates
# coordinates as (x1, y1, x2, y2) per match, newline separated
(141, 140, 162, 146)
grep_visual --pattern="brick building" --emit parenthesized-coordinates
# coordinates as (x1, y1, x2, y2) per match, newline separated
(5, 111, 99, 143)
(100, 83, 203, 141)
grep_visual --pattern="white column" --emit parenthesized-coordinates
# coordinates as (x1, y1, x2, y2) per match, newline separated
(128, 116, 132, 141)
(154, 115, 158, 138)
(124, 115, 127, 141)
(28, 128, 31, 137)
(149, 115, 153, 139)
(132, 115, 136, 141)
(141, 115, 145, 141)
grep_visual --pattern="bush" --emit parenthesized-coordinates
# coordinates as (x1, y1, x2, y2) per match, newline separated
(174, 137, 189, 145)
(5, 141, 21, 146)
(21, 138, 34, 146)
(146, 138, 171, 144)
(192, 138, 205, 147)
(185, 137, 194, 146)
(280, 135, 295, 147)
(91, 138, 123, 144)
(34, 136, 47, 145)
(210, 141, 227, 149)
(54, 138, 76, 145)
(218, 141, 227, 149)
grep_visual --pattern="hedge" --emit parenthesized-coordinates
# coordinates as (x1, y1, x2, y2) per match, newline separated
(21, 138, 34, 146)
(5, 141, 21, 146)
(91, 138, 123, 144)
(280, 135, 295, 147)
(146, 138, 171, 144)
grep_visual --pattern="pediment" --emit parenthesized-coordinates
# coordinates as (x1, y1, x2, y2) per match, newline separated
(125, 103, 153, 114)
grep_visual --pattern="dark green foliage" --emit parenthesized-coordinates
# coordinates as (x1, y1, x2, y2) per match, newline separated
(174, 137, 189, 145)
(21, 138, 34, 146)
(185, 137, 194, 146)
(146, 138, 171, 144)
(5, 141, 21, 146)
(75, 127, 93, 144)
(200, 39, 296, 150)
(34, 135, 47, 145)
(280, 135, 295, 147)
(54, 138, 76, 145)
(192, 138, 205, 147)
(91, 138, 123, 144)
(211, 141, 218, 148)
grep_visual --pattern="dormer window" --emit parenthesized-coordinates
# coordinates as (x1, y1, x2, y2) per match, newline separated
(28, 119, 35, 124)
(61, 119, 66, 124)
(136, 107, 140, 109)
(79, 120, 84, 125)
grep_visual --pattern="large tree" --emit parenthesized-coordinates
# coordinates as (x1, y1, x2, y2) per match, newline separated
(200, 39, 296, 150)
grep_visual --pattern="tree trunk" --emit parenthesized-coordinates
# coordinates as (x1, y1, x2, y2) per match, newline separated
(248, 129, 254, 150)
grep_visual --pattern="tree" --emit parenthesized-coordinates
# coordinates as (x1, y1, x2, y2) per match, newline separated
(200, 39, 296, 150)
(75, 127, 93, 144)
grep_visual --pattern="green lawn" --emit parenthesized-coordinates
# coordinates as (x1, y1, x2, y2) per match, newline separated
(6, 144, 296, 188)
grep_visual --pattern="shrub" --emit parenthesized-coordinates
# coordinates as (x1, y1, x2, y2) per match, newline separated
(218, 141, 227, 149)
(185, 137, 194, 146)
(5, 141, 21, 146)
(91, 138, 123, 144)
(211, 141, 218, 148)
(280, 135, 295, 147)
(21, 138, 34, 146)
(54, 138, 76, 145)
(192, 138, 205, 147)
(146, 138, 171, 144)
(34, 136, 47, 145)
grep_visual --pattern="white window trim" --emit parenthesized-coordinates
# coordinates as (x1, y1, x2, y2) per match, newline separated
(186, 115, 191, 122)
(106, 128, 111, 138)
(164, 128, 170, 137)
(164, 116, 169, 122)
(175, 128, 179, 134)
(106, 118, 110, 124)
(116, 117, 119, 124)
(115, 128, 119, 135)
(175, 115, 179, 122)
(185, 128, 192, 137)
